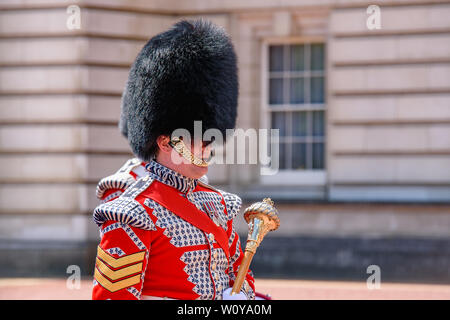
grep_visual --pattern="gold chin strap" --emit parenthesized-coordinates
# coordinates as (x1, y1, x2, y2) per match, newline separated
(169, 137, 210, 167)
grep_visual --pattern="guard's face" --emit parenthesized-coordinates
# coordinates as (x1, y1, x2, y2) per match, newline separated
(174, 138, 212, 179)
(156, 135, 213, 180)
(194, 139, 214, 164)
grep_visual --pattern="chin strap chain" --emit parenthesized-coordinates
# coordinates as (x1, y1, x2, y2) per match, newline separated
(169, 137, 210, 167)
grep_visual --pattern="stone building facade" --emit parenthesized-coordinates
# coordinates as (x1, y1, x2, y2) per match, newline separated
(0, 0, 449, 282)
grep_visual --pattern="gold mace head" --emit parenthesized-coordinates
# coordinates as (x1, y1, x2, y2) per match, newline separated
(243, 198, 280, 254)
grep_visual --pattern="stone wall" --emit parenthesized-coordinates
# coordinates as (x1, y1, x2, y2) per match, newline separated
(0, 0, 449, 280)
(327, 2, 450, 202)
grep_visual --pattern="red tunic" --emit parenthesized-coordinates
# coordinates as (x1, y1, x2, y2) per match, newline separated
(92, 159, 255, 300)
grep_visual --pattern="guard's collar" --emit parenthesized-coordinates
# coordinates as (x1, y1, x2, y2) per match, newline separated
(145, 160, 197, 193)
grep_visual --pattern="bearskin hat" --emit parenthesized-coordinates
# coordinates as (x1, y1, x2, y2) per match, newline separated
(119, 19, 238, 161)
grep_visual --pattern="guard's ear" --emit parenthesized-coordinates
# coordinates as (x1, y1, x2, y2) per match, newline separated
(156, 135, 172, 154)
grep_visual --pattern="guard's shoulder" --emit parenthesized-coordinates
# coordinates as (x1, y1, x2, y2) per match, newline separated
(93, 175, 156, 230)
(197, 180, 242, 220)
(96, 158, 143, 200)
(218, 189, 242, 220)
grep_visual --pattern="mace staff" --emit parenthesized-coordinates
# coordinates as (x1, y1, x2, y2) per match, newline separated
(231, 198, 280, 295)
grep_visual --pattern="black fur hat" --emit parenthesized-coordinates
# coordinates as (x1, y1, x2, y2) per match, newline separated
(119, 19, 238, 161)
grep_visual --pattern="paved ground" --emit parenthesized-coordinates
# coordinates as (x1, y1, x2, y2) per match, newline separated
(0, 278, 449, 300)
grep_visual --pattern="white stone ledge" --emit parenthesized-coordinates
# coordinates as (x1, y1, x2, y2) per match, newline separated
(82, 9, 176, 39)
(0, 66, 128, 93)
(0, 214, 99, 241)
(0, 95, 121, 123)
(0, 0, 78, 7)
(0, 183, 90, 213)
(331, 94, 450, 122)
(329, 185, 450, 202)
(330, 34, 450, 63)
(0, 153, 131, 182)
(0, 38, 85, 64)
(81, 38, 144, 65)
(330, 4, 450, 34)
(330, 124, 450, 152)
(235, 201, 450, 238)
(0, 8, 68, 35)
(330, 64, 450, 92)
(0, 124, 129, 152)
(329, 156, 450, 183)
(0, 7, 175, 36)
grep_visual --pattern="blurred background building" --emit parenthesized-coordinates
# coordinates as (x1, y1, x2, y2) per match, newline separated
(0, 0, 449, 283)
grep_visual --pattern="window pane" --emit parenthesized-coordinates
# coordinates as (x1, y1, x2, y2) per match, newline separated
(290, 45, 305, 71)
(289, 77, 305, 104)
(312, 111, 325, 137)
(269, 45, 284, 71)
(312, 142, 325, 169)
(311, 76, 324, 103)
(292, 111, 307, 137)
(271, 112, 287, 137)
(311, 43, 325, 71)
(269, 78, 284, 104)
(292, 143, 307, 170)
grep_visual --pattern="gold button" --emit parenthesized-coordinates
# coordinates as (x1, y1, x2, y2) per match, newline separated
(212, 263, 217, 270)
(213, 251, 218, 259)
(208, 233, 215, 242)
(215, 273, 219, 280)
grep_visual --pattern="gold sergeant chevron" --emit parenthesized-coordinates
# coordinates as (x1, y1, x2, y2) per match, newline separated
(94, 246, 146, 292)
(96, 257, 143, 281)
(96, 246, 146, 268)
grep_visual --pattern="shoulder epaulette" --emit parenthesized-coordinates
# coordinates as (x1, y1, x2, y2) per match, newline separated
(219, 190, 242, 221)
(197, 181, 242, 220)
(96, 158, 143, 199)
(93, 176, 156, 230)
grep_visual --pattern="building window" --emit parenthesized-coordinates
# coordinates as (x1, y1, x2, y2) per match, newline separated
(267, 43, 326, 170)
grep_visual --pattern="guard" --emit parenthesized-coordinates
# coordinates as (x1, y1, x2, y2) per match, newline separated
(92, 19, 255, 300)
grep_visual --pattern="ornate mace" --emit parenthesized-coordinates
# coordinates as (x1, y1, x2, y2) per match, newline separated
(231, 198, 280, 295)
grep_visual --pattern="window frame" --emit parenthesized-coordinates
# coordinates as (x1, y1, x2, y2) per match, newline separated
(260, 37, 327, 186)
